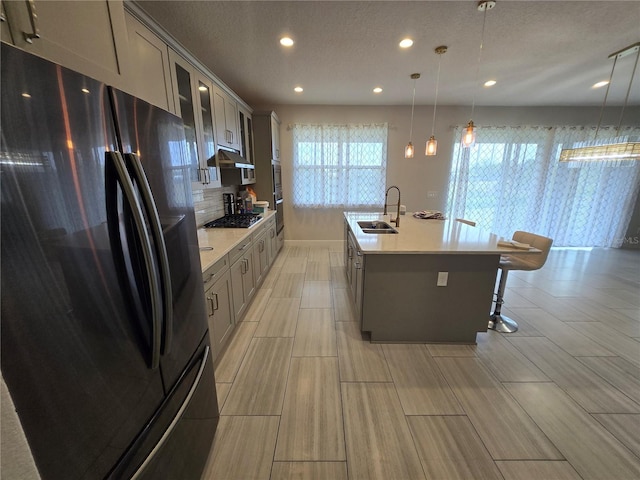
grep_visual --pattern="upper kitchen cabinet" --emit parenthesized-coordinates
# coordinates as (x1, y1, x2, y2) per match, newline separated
(124, 11, 173, 112)
(169, 48, 221, 189)
(219, 104, 256, 186)
(270, 112, 281, 161)
(238, 106, 254, 164)
(253, 111, 282, 162)
(253, 111, 282, 203)
(213, 86, 241, 151)
(1, 0, 129, 88)
(1, 2, 11, 44)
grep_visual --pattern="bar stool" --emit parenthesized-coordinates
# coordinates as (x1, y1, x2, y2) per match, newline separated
(489, 231, 553, 333)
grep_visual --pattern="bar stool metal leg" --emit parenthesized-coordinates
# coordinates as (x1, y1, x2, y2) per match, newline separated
(488, 268, 519, 333)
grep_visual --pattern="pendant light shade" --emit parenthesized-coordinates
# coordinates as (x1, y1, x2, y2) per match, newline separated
(426, 45, 447, 156)
(462, 120, 477, 148)
(405, 142, 415, 158)
(462, 0, 495, 148)
(405, 73, 420, 158)
(426, 136, 437, 155)
(559, 42, 640, 162)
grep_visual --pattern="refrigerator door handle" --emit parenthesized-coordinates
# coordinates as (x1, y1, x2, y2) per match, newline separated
(130, 345, 211, 480)
(124, 153, 173, 355)
(106, 151, 162, 369)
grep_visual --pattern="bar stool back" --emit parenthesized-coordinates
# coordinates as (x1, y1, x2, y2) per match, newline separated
(489, 231, 553, 333)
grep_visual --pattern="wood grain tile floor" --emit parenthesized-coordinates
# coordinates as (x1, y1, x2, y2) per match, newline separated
(204, 246, 640, 479)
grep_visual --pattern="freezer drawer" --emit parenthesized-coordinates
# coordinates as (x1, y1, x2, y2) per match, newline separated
(109, 334, 218, 479)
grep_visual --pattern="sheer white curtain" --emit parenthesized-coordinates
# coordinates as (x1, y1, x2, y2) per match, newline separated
(447, 125, 640, 247)
(292, 123, 388, 208)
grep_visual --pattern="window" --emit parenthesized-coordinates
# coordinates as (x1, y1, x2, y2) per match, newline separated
(447, 125, 640, 247)
(292, 123, 388, 207)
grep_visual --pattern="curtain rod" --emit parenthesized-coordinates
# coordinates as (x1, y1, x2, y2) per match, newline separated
(286, 123, 395, 131)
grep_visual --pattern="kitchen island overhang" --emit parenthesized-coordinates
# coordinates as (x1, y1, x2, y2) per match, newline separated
(343, 212, 541, 343)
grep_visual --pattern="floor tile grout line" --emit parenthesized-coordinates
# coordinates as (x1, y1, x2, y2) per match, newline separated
(210, 246, 640, 479)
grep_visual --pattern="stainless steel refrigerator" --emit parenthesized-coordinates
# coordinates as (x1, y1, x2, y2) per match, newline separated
(1, 43, 218, 479)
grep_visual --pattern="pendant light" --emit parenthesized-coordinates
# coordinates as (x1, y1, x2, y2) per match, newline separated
(426, 46, 447, 156)
(405, 73, 420, 158)
(462, 0, 496, 148)
(559, 42, 640, 162)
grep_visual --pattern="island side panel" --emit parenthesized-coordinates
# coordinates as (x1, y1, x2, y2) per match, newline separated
(361, 254, 499, 343)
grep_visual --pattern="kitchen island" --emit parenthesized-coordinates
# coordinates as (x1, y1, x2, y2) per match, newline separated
(343, 212, 540, 343)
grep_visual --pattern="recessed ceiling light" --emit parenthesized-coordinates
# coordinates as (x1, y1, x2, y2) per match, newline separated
(280, 36, 294, 47)
(484, 80, 497, 87)
(373, 87, 383, 93)
(294, 86, 303, 93)
(21, 92, 31, 98)
(81, 88, 90, 94)
(592, 80, 609, 89)
(399, 38, 414, 48)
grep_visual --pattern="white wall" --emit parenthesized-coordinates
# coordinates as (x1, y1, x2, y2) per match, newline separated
(253, 104, 640, 241)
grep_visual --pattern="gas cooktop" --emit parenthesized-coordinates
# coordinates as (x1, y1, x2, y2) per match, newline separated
(204, 214, 261, 228)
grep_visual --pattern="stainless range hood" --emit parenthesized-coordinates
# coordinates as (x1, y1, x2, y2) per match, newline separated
(216, 147, 256, 185)
(214, 148, 255, 169)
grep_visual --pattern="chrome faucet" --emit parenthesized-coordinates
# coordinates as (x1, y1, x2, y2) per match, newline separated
(383, 185, 401, 227)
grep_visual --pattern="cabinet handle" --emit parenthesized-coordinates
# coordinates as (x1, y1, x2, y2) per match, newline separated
(276, 148, 280, 159)
(207, 295, 214, 314)
(229, 130, 234, 143)
(23, 0, 40, 44)
(213, 293, 219, 311)
(355, 262, 361, 270)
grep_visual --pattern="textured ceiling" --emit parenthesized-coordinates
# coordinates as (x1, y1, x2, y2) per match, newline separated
(135, 0, 640, 107)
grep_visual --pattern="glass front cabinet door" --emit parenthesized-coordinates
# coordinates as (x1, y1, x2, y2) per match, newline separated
(168, 49, 221, 189)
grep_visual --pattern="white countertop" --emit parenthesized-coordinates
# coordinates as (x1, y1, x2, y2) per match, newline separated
(344, 211, 540, 255)
(197, 210, 276, 272)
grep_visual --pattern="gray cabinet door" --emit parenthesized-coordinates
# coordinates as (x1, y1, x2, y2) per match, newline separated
(230, 257, 245, 319)
(2, 0, 129, 88)
(124, 12, 173, 112)
(243, 250, 256, 305)
(213, 86, 240, 150)
(230, 252, 255, 319)
(267, 221, 278, 267)
(253, 230, 268, 286)
(206, 269, 234, 360)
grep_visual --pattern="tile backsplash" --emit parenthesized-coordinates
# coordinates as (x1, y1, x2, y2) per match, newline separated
(193, 185, 238, 227)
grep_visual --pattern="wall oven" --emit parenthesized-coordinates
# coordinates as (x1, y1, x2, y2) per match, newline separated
(272, 161, 282, 201)
(275, 199, 284, 233)
(272, 161, 284, 233)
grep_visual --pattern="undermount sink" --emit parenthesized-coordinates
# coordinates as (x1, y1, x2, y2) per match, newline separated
(357, 220, 398, 234)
